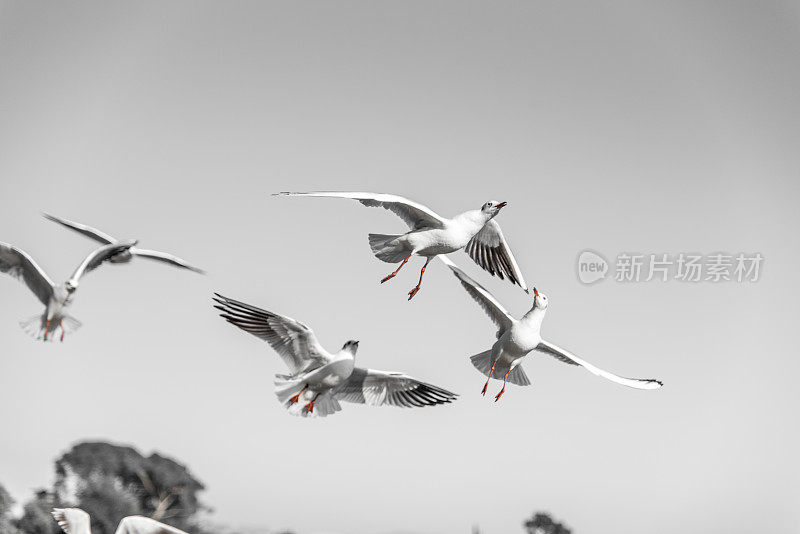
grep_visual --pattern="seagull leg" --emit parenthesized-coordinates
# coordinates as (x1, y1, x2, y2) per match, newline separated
(288, 385, 308, 405)
(495, 369, 512, 402)
(482, 361, 497, 395)
(44, 321, 50, 341)
(303, 393, 320, 414)
(381, 254, 412, 283)
(407, 257, 432, 300)
(59, 321, 64, 342)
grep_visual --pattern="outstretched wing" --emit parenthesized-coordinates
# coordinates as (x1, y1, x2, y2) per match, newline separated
(439, 255, 513, 337)
(43, 213, 117, 244)
(213, 293, 330, 374)
(69, 240, 138, 283)
(465, 219, 528, 291)
(276, 191, 448, 230)
(0, 241, 55, 304)
(334, 367, 458, 408)
(134, 248, 205, 274)
(535, 340, 663, 390)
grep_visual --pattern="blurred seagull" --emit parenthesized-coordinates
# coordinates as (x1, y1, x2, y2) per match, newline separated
(44, 213, 205, 274)
(0, 239, 136, 341)
(440, 256, 663, 400)
(52, 508, 188, 534)
(213, 293, 458, 417)
(275, 191, 527, 299)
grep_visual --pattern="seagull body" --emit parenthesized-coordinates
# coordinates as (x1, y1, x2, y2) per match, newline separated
(275, 191, 528, 299)
(439, 256, 663, 400)
(213, 293, 458, 417)
(44, 213, 205, 274)
(0, 240, 137, 341)
(52, 508, 187, 534)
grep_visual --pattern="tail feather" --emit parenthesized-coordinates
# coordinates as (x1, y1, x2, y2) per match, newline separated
(274, 376, 342, 418)
(368, 233, 409, 263)
(470, 350, 531, 386)
(19, 314, 81, 342)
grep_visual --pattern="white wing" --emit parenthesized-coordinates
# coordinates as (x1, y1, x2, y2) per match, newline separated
(276, 191, 448, 230)
(0, 241, 55, 304)
(465, 219, 528, 291)
(115, 515, 189, 534)
(52, 508, 90, 534)
(536, 340, 663, 390)
(133, 248, 205, 274)
(213, 293, 331, 374)
(439, 255, 514, 336)
(69, 240, 138, 283)
(334, 367, 458, 407)
(43, 213, 117, 244)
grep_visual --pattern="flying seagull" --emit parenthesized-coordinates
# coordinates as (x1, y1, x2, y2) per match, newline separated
(213, 293, 458, 417)
(44, 213, 205, 274)
(52, 508, 188, 534)
(439, 256, 663, 400)
(0, 240, 136, 341)
(275, 191, 528, 299)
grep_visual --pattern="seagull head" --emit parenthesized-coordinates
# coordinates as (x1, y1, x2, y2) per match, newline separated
(480, 200, 507, 218)
(342, 340, 360, 355)
(64, 280, 78, 295)
(532, 287, 549, 309)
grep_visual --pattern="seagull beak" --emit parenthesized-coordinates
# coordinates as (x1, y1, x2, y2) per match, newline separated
(533, 287, 539, 297)
(496, 201, 507, 209)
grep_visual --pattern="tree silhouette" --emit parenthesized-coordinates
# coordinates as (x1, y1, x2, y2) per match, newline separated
(523, 512, 572, 534)
(52, 441, 208, 534)
(16, 489, 61, 534)
(0, 483, 21, 534)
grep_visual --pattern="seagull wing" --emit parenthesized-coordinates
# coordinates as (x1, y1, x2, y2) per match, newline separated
(465, 219, 528, 291)
(276, 191, 448, 230)
(439, 255, 514, 337)
(52, 509, 91, 534)
(43, 213, 117, 244)
(0, 241, 55, 304)
(133, 248, 205, 274)
(115, 516, 189, 534)
(213, 293, 330, 374)
(69, 240, 138, 283)
(535, 340, 663, 390)
(333, 367, 458, 407)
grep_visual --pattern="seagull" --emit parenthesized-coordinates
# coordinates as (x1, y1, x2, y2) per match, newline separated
(439, 256, 663, 400)
(213, 293, 458, 417)
(52, 508, 188, 534)
(0, 240, 137, 341)
(43, 213, 205, 274)
(275, 191, 528, 299)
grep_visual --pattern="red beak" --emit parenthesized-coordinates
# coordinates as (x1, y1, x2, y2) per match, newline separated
(496, 201, 507, 209)
(533, 287, 539, 297)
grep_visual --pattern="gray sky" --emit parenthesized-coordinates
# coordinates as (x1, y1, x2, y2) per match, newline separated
(1, 2, 799, 533)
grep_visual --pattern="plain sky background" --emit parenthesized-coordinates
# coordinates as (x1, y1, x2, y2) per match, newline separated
(1, 2, 799, 533)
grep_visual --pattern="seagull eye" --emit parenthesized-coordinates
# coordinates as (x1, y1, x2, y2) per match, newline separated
(487, 202, 493, 207)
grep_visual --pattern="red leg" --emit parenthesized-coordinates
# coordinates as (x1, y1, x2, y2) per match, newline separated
(407, 258, 431, 300)
(495, 369, 512, 402)
(482, 361, 497, 395)
(304, 393, 320, 414)
(381, 255, 412, 283)
(59, 321, 64, 342)
(288, 385, 308, 405)
(44, 320, 50, 341)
